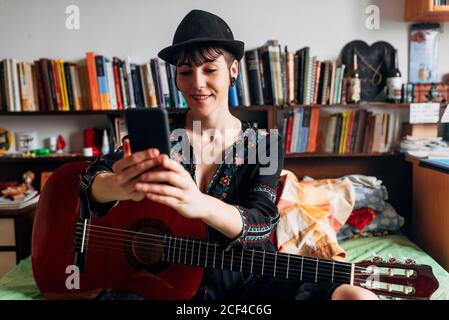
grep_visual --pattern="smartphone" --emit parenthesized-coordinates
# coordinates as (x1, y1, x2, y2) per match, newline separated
(124, 108, 171, 155)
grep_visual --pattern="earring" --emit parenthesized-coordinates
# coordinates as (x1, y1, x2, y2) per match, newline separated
(230, 77, 236, 87)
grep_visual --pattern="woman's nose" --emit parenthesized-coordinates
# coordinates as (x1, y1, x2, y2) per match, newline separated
(192, 70, 206, 89)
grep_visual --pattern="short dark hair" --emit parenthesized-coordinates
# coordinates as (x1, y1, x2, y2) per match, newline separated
(175, 44, 236, 68)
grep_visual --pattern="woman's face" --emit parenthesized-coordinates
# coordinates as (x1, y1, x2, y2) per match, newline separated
(176, 55, 238, 115)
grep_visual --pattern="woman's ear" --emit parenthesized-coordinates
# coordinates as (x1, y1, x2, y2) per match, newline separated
(230, 59, 239, 79)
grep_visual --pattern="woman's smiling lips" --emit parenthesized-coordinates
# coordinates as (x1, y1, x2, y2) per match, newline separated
(191, 94, 212, 103)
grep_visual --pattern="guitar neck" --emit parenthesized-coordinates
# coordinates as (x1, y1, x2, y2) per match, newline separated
(162, 235, 354, 286)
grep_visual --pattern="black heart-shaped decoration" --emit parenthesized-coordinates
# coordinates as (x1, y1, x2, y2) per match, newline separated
(340, 40, 396, 102)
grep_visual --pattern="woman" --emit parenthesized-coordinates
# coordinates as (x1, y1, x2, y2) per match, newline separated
(80, 9, 376, 300)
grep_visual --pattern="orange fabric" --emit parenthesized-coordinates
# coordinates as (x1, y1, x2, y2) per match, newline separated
(275, 170, 355, 261)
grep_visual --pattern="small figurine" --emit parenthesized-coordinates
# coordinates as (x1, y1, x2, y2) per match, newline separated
(23, 171, 35, 191)
(1, 170, 36, 200)
(56, 135, 66, 154)
(427, 83, 442, 103)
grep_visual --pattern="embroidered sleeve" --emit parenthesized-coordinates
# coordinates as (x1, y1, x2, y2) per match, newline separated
(80, 146, 124, 217)
(226, 132, 284, 250)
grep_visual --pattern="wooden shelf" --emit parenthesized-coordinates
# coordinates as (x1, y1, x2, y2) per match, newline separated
(0, 106, 273, 116)
(0, 155, 95, 163)
(285, 152, 401, 159)
(405, 0, 449, 21)
(278, 103, 411, 111)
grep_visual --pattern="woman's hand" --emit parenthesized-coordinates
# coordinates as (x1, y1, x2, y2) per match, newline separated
(136, 154, 210, 220)
(110, 141, 164, 202)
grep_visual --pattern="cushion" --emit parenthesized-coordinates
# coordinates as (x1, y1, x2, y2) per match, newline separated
(337, 202, 405, 240)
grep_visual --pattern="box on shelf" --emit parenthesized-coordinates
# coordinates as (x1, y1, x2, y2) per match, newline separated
(402, 122, 439, 138)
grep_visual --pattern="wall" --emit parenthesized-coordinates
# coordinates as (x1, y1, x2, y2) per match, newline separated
(0, 0, 448, 152)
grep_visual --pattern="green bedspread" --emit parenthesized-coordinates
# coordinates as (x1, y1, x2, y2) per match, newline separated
(0, 234, 448, 300)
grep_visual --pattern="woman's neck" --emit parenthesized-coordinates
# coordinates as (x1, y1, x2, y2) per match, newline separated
(186, 107, 240, 134)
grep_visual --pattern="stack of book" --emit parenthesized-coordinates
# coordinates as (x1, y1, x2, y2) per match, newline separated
(0, 54, 188, 112)
(235, 41, 347, 107)
(282, 109, 397, 154)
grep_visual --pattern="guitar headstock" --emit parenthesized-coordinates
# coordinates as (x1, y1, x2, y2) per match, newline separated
(354, 255, 439, 300)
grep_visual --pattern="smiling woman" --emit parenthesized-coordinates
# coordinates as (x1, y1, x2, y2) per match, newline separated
(78, 9, 377, 301)
(175, 46, 238, 117)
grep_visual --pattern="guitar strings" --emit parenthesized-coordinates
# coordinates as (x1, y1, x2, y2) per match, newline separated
(75, 224, 363, 275)
(74, 234, 407, 295)
(74, 224, 382, 276)
(75, 225, 386, 283)
(72, 240, 384, 287)
(76, 222, 371, 273)
(73, 240, 368, 285)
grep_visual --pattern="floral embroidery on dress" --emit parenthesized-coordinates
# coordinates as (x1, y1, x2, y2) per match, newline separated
(220, 176, 231, 187)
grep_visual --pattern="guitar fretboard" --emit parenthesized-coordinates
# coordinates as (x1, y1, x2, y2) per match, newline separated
(161, 235, 353, 285)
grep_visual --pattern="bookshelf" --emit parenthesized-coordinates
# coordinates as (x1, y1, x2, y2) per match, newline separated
(405, 0, 449, 21)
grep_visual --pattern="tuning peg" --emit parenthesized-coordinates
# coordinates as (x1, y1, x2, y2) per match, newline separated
(403, 258, 416, 265)
(387, 255, 397, 264)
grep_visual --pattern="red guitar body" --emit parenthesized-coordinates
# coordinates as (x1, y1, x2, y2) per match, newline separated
(32, 161, 206, 300)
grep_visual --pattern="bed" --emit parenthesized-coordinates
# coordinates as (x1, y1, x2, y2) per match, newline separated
(0, 234, 448, 300)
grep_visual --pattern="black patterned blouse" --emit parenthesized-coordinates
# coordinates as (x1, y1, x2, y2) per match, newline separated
(80, 112, 285, 299)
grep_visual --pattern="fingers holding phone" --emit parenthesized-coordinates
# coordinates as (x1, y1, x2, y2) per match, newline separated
(111, 140, 165, 201)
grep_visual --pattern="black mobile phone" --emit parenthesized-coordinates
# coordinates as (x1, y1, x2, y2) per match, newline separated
(124, 108, 171, 155)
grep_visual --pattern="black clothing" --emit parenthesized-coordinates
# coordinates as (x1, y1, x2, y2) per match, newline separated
(80, 112, 338, 300)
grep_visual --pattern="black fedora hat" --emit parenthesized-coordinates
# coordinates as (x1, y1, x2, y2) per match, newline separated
(158, 9, 244, 65)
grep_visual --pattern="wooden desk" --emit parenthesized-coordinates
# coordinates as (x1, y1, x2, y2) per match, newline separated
(0, 203, 36, 277)
(408, 157, 449, 271)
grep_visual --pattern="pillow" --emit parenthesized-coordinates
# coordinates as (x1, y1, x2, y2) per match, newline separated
(276, 170, 355, 261)
(303, 175, 389, 212)
(337, 202, 405, 241)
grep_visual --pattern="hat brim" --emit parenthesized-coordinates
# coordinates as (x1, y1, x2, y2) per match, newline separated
(158, 38, 244, 65)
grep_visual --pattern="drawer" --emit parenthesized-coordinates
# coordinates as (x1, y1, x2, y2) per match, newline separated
(0, 251, 16, 278)
(0, 219, 15, 246)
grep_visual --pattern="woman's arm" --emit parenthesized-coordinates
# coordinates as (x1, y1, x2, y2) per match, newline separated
(137, 131, 285, 250)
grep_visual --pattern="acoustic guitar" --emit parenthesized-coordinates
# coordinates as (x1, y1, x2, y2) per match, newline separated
(32, 162, 439, 300)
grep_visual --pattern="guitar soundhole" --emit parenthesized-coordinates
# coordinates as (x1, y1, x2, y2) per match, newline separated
(125, 218, 170, 274)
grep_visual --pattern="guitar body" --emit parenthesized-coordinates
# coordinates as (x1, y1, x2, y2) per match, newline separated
(32, 161, 207, 300)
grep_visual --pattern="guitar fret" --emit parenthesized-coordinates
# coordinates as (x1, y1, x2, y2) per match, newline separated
(221, 250, 224, 270)
(331, 260, 335, 283)
(167, 236, 172, 263)
(162, 235, 167, 262)
(262, 251, 265, 275)
(178, 238, 182, 263)
(191, 240, 195, 266)
(273, 251, 278, 278)
(286, 254, 290, 279)
(205, 242, 209, 268)
(172, 237, 176, 263)
(240, 250, 243, 273)
(250, 249, 254, 274)
(197, 241, 202, 266)
(213, 244, 217, 269)
(184, 238, 188, 265)
(230, 249, 234, 271)
(300, 256, 304, 281)
(315, 258, 319, 283)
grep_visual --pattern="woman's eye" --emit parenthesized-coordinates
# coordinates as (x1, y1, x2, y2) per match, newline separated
(178, 71, 191, 76)
(205, 69, 217, 73)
